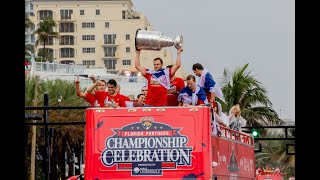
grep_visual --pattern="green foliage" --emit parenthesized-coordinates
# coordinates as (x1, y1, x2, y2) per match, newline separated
(220, 63, 283, 126)
(255, 129, 295, 179)
(25, 15, 34, 31)
(37, 48, 54, 61)
(25, 42, 35, 57)
(25, 77, 87, 179)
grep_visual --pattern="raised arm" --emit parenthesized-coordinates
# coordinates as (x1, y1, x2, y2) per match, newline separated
(75, 76, 86, 98)
(135, 50, 146, 76)
(86, 81, 101, 95)
(85, 75, 97, 92)
(170, 47, 183, 75)
(89, 75, 97, 83)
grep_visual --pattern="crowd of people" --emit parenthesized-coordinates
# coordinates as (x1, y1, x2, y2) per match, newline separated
(256, 166, 283, 176)
(75, 47, 247, 136)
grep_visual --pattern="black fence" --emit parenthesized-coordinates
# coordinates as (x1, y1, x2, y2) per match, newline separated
(25, 93, 87, 180)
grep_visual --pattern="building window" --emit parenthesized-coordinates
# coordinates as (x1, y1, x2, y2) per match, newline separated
(126, 34, 130, 40)
(39, 48, 54, 59)
(82, 22, 95, 28)
(122, 60, 131, 66)
(60, 48, 75, 58)
(30, 3, 33, 10)
(82, 48, 95, 53)
(31, 35, 35, 43)
(31, 24, 35, 31)
(105, 22, 109, 28)
(25, 35, 30, 42)
(83, 60, 95, 66)
(126, 47, 130, 52)
(80, 10, 84, 15)
(96, 9, 100, 15)
(82, 35, 95, 41)
(59, 23, 74, 32)
(104, 47, 117, 57)
(104, 59, 117, 70)
(60, 9, 73, 20)
(104, 34, 116, 44)
(40, 37, 54, 45)
(60, 36, 74, 45)
(38, 10, 53, 20)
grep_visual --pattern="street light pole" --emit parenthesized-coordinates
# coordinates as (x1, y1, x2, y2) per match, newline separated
(30, 75, 39, 180)
(43, 93, 50, 180)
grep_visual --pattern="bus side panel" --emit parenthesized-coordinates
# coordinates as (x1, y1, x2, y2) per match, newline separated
(211, 136, 255, 180)
(85, 107, 212, 180)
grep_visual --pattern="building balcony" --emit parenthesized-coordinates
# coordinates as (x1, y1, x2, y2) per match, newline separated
(103, 52, 119, 59)
(102, 39, 120, 46)
(105, 69, 119, 75)
(58, 16, 76, 22)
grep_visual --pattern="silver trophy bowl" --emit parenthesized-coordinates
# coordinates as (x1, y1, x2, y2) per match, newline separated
(135, 29, 183, 51)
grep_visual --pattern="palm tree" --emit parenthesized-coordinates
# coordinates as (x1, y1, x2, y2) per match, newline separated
(220, 63, 283, 126)
(25, 77, 88, 179)
(25, 15, 34, 32)
(34, 17, 59, 62)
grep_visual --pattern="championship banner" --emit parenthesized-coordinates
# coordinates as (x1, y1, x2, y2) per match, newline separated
(85, 107, 212, 179)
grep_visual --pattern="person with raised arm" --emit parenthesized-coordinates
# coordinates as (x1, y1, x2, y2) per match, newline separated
(135, 47, 183, 106)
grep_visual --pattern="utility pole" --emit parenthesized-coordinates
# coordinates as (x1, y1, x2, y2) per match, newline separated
(44, 93, 50, 180)
(30, 75, 39, 180)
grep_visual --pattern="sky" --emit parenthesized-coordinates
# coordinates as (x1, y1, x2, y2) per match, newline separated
(132, 0, 295, 121)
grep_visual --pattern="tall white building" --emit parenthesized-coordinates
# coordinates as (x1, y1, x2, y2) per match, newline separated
(25, 0, 35, 44)
(30, 0, 186, 77)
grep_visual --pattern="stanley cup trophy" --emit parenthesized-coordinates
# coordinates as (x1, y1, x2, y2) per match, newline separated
(135, 28, 183, 51)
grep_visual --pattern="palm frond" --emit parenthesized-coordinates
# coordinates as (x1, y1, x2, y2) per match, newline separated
(221, 63, 282, 125)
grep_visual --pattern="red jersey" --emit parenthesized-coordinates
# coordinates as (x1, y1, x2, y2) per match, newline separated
(144, 68, 173, 106)
(95, 91, 129, 107)
(118, 94, 131, 106)
(85, 93, 96, 107)
(166, 77, 185, 106)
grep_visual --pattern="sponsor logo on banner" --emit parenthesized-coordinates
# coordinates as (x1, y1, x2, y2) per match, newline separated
(100, 116, 193, 176)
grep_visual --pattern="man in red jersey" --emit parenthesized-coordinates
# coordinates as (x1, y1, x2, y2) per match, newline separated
(74, 75, 106, 107)
(166, 65, 185, 106)
(87, 79, 130, 108)
(135, 47, 183, 106)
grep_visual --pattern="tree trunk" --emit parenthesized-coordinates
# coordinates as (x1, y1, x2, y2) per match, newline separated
(30, 75, 39, 180)
(43, 39, 46, 62)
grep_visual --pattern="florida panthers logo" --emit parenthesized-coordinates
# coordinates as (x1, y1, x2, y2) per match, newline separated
(140, 116, 153, 130)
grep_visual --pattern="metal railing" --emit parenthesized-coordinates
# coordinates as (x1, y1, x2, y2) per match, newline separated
(34, 62, 86, 74)
(219, 126, 254, 146)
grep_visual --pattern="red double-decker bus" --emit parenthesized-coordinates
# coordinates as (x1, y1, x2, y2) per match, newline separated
(81, 106, 255, 180)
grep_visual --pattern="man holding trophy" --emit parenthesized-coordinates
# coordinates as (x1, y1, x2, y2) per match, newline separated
(134, 29, 183, 106)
